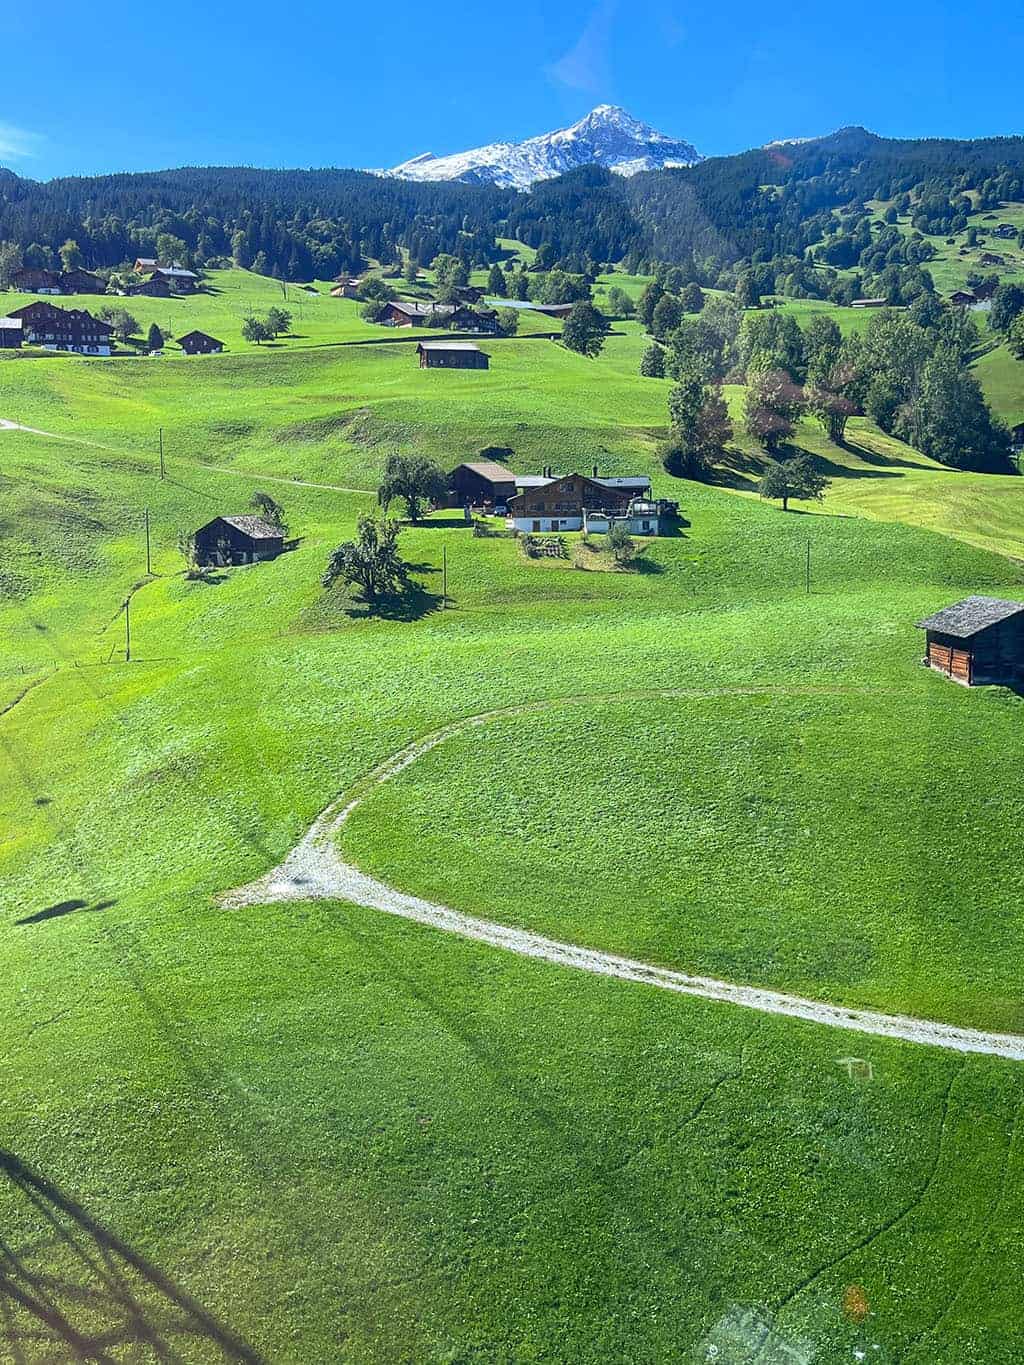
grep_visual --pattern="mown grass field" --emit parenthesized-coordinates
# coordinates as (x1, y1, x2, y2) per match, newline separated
(2, 282, 1024, 1362)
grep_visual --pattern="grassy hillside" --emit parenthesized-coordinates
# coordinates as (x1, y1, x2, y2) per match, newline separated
(3, 299, 1024, 1361)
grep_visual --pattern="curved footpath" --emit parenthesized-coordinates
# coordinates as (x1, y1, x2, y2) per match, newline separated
(222, 690, 1024, 1062)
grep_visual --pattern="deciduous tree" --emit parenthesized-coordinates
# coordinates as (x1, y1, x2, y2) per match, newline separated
(640, 343, 665, 377)
(322, 515, 409, 601)
(561, 301, 607, 357)
(377, 453, 448, 523)
(758, 455, 830, 511)
(0, 240, 23, 289)
(744, 369, 805, 452)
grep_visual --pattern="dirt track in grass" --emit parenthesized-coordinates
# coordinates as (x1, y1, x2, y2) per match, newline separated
(221, 688, 1024, 1063)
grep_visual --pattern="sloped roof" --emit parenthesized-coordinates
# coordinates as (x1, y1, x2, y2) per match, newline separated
(390, 300, 456, 317)
(177, 330, 223, 345)
(916, 596, 1024, 637)
(458, 460, 516, 482)
(154, 266, 198, 279)
(596, 476, 651, 490)
(417, 341, 483, 352)
(219, 515, 283, 540)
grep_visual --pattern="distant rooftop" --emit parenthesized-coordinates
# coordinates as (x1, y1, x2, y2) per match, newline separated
(417, 341, 484, 351)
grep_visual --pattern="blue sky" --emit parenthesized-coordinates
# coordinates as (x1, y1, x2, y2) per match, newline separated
(3, 1, 1023, 180)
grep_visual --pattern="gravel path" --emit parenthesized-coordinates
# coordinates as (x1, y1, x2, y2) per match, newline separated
(222, 691, 1024, 1062)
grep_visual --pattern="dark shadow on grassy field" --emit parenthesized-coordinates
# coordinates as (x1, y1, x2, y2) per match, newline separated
(841, 437, 930, 470)
(0, 1149, 262, 1362)
(15, 898, 116, 927)
(345, 581, 443, 622)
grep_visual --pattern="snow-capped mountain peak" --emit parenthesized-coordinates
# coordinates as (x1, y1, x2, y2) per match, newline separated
(385, 106, 702, 189)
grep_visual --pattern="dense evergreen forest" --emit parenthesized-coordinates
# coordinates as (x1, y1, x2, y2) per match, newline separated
(3, 126, 1024, 294)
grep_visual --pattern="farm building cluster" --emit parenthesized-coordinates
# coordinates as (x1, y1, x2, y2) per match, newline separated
(129, 259, 200, 293)
(447, 460, 679, 535)
(0, 300, 223, 356)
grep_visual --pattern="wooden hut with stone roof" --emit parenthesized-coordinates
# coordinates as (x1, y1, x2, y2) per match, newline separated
(916, 596, 1024, 686)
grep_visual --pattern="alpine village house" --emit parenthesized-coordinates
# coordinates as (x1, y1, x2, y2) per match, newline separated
(3, 301, 113, 355)
(445, 460, 678, 535)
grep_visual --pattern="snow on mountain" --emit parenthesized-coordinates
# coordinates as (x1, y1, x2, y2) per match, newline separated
(763, 136, 820, 149)
(385, 105, 702, 189)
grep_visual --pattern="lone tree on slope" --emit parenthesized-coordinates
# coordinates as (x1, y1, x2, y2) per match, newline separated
(758, 454, 830, 511)
(561, 301, 607, 358)
(377, 453, 449, 523)
(322, 515, 409, 602)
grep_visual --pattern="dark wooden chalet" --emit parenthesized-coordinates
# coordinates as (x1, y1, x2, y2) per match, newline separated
(449, 305, 498, 333)
(7, 301, 113, 354)
(151, 267, 199, 292)
(381, 300, 452, 326)
(417, 341, 489, 369)
(193, 516, 284, 566)
(949, 290, 976, 307)
(0, 317, 23, 348)
(59, 269, 105, 294)
(177, 330, 224, 355)
(128, 275, 172, 298)
(916, 596, 1024, 686)
(11, 267, 62, 294)
(447, 460, 517, 508)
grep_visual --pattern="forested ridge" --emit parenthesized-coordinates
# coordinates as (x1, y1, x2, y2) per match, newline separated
(4, 126, 1024, 290)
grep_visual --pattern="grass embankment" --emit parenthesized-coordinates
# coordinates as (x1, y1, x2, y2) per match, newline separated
(2, 316, 1024, 1361)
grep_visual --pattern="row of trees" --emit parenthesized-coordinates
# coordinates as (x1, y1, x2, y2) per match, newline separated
(649, 295, 1012, 485)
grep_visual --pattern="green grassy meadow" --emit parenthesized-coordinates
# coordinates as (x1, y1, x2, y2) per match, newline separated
(3, 273, 1024, 1361)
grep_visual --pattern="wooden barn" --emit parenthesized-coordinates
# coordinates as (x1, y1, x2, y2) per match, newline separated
(59, 269, 105, 294)
(950, 290, 976, 307)
(177, 330, 224, 355)
(152, 267, 199, 292)
(917, 596, 1024, 686)
(381, 300, 451, 327)
(0, 317, 23, 348)
(11, 267, 62, 294)
(417, 341, 489, 370)
(128, 275, 172, 298)
(193, 516, 284, 566)
(447, 459, 517, 509)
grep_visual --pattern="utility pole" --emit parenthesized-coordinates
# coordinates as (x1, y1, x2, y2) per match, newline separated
(442, 542, 447, 608)
(123, 598, 131, 662)
(144, 508, 151, 575)
(159, 427, 165, 480)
